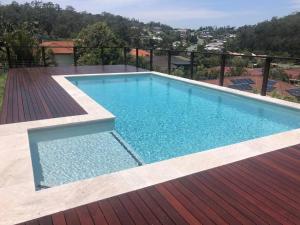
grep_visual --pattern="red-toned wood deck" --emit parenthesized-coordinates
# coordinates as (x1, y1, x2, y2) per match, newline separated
(2, 65, 300, 224)
(0, 65, 146, 124)
(17, 145, 300, 225)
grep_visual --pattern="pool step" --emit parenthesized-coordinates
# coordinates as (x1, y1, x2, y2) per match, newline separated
(110, 131, 143, 166)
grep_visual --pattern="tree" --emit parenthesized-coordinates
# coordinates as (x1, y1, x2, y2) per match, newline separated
(75, 22, 122, 65)
(269, 68, 289, 82)
(227, 57, 248, 77)
(227, 13, 300, 57)
(1, 22, 40, 66)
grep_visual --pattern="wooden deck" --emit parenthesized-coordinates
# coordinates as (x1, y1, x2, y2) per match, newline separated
(17, 145, 300, 225)
(2, 65, 300, 224)
(0, 65, 146, 124)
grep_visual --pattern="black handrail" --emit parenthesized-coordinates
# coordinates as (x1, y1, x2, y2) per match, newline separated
(2, 44, 300, 98)
(4, 44, 300, 60)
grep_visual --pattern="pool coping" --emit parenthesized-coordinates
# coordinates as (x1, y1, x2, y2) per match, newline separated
(1, 71, 300, 224)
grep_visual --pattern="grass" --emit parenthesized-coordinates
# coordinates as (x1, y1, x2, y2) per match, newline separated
(0, 73, 7, 111)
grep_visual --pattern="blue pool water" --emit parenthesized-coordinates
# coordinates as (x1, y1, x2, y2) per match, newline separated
(68, 73, 300, 163)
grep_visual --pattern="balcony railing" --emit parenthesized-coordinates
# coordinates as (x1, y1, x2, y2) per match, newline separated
(1, 45, 300, 98)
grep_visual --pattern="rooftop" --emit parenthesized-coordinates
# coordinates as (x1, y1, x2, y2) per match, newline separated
(40, 41, 74, 54)
(129, 49, 150, 57)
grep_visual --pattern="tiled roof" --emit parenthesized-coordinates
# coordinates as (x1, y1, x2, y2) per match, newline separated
(285, 68, 300, 79)
(40, 41, 74, 54)
(129, 49, 150, 57)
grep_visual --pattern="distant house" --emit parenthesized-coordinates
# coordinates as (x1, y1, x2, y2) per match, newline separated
(152, 55, 191, 71)
(186, 44, 197, 52)
(205, 41, 224, 52)
(40, 41, 74, 65)
(176, 28, 188, 39)
(152, 26, 162, 34)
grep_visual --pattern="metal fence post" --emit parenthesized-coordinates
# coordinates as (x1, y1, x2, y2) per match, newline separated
(101, 47, 105, 65)
(41, 47, 46, 67)
(190, 51, 195, 79)
(219, 53, 226, 86)
(135, 48, 139, 68)
(123, 47, 127, 65)
(261, 57, 272, 96)
(150, 49, 154, 71)
(5, 46, 12, 68)
(168, 50, 171, 74)
(73, 47, 77, 66)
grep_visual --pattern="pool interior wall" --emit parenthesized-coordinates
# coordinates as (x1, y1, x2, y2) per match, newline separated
(28, 120, 142, 189)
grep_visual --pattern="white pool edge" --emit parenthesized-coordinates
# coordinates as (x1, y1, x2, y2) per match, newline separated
(1, 71, 300, 225)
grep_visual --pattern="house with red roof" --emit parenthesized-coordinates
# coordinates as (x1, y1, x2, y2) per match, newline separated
(40, 41, 74, 65)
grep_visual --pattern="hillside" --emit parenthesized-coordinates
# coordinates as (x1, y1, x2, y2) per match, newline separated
(0, 1, 178, 48)
(227, 12, 300, 57)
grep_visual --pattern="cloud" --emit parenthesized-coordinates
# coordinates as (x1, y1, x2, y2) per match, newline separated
(290, 0, 300, 9)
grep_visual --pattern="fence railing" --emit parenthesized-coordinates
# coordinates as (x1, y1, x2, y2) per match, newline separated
(1, 45, 300, 98)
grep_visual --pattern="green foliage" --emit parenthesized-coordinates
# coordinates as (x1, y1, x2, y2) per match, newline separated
(196, 55, 220, 68)
(227, 13, 300, 57)
(0, 73, 7, 110)
(228, 67, 245, 77)
(269, 68, 289, 82)
(76, 22, 119, 47)
(2, 22, 40, 65)
(194, 65, 218, 80)
(172, 67, 185, 77)
(137, 56, 150, 69)
(75, 22, 122, 65)
(230, 57, 249, 68)
(252, 88, 259, 94)
(0, 2, 176, 48)
(227, 57, 248, 77)
(269, 90, 299, 103)
(44, 48, 57, 66)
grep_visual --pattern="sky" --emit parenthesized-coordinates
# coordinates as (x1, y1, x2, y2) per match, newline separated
(1, 0, 300, 28)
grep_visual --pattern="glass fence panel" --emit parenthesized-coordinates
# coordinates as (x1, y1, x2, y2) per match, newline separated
(153, 49, 168, 73)
(193, 53, 220, 84)
(170, 51, 191, 79)
(267, 58, 300, 103)
(224, 55, 262, 95)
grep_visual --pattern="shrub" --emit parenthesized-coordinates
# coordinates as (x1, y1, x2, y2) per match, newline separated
(269, 68, 289, 82)
(269, 90, 299, 103)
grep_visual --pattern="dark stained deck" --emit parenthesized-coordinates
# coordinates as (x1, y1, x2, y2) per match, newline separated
(17, 144, 300, 225)
(0, 65, 146, 124)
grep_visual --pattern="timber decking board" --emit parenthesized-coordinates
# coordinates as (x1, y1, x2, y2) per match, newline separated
(18, 145, 300, 225)
(0, 65, 146, 124)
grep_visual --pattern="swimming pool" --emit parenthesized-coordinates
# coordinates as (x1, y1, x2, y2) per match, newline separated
(29, 72, 300, 188)
(68, 73, 300, 163)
